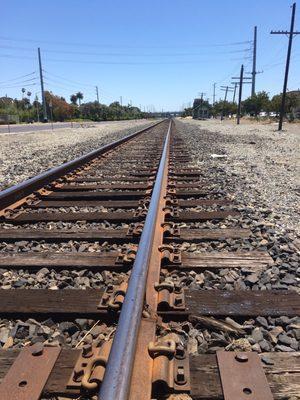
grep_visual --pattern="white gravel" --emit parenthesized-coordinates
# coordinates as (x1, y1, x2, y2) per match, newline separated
(0, 119, 155, 190)
(176, 118, 300, 238)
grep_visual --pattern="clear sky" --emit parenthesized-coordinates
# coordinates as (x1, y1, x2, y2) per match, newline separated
(1, 0, 300, 111)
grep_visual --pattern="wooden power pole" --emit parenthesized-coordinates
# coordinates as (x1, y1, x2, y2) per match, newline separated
(271, 2, 299, 131)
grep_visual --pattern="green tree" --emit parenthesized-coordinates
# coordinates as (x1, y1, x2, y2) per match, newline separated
(76, 92, 83, 106)
(270, 92, 299, 116)
(45, 91, 73, 121)
(242, 91, 270, 116)
(70, 94, 78, 105)
(212, 101, 237, 117)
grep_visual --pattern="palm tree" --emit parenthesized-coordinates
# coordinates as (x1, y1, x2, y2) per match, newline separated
(27, 91, 32, 104)
(70, 94, 78, 105)
(21, 88, 26, 98)
(76, 92, 83, 106)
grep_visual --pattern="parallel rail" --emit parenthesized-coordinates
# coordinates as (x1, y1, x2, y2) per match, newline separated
(0, 119, 298, 400)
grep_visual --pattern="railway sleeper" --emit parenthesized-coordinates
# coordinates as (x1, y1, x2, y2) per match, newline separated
(0, 249, 273, 271)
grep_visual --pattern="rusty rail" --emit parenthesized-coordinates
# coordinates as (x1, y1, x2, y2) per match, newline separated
(98, 120, 171, 400)
(0, 120, 164, 211)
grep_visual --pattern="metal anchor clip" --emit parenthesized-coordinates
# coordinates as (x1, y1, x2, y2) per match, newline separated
(164, 195, 179, 206)
(115, 245, 138, 265)
(138, 197, 151, 207)
(67, 341, 112, 394)
(148, 339, 190, 394)
(163, 206, 179, 218)
(161, 222, 180, 237)
(158, 245, 182, 265)
(168, 180, 177, 188)
(167, 187, 177, 195)
(134, 207, 148, 218)
(154, 281, 185, 311)
(98, 281, 128, 310)
(126, 222, 144, 237)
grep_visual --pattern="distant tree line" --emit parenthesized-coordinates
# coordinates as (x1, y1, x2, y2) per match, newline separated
(0, 90, 151, 123)
(183, 91, 300, 120)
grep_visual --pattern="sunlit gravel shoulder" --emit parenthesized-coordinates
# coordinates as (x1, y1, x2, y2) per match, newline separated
(0, 119, 154, 190)
(176, 118, 300, 238)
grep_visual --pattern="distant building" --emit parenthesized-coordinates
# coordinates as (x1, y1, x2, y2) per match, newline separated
(193, 98, 210, 119)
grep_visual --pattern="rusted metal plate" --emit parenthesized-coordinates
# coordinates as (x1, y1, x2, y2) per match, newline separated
(216, 351, 273, 400)
(0, 345, 61, 400)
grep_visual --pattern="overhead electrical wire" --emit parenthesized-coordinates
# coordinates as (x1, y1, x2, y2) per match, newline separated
(0, 35, 252, 49)
(0, 71, 37, 85)
(0, 44, 252, 57)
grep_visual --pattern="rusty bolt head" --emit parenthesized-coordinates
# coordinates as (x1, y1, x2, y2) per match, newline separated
(82, 344, 93, 358)
(235, 353, 249, 362)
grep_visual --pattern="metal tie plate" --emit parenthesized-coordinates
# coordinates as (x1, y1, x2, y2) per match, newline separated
(0, 344, 61, 400)
(216, 351, 273, 400)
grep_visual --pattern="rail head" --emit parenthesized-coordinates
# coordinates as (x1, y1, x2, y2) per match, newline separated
(98, 119, 172, 400)
(0, 120, 165, 211)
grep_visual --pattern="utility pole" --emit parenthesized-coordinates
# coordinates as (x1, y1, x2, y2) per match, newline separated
(232, 68, 251, 123)
(237, 65, 244, 125)
(271, 2, 300, 131)
(197, 92, 205, 119)
(120, 96, 122, 106)
(251, 26, 257, 97)
(232, 82, 239, 103)
(95, 86, 99, 103)
(220, 85, 234, 120)
(213, 83, 216, 105)
(38, 48, 47, 122)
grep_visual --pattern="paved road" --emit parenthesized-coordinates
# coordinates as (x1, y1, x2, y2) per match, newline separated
(0, 121, 99, 134)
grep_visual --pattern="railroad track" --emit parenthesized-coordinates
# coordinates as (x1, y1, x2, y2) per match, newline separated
(0, 119, 299, 399)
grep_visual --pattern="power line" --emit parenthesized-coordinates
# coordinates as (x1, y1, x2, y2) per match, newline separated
(0, 35, 252, 49)
(0, 77, 38, 88)
(0, 82, 38, 89)
(43, 70, 95, 87)
(0, 71, 36, 85)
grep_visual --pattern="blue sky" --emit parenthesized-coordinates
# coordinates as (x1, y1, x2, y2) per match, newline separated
(1, 0, 300, 110)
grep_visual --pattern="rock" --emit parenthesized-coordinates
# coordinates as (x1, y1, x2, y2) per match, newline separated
(245, 273, 259, 284)
(189, 337, 198, 354)
(259, 239, 268, 246)
(259, 339, 272, 352)
(3, 336, 14, 349)
(261, 356, 275, 365)
(227, 338, 252, 351)
(251, 343, 261, 352)
(13, 323, 30, 339)
(256, 316, 269, 329)
(292, 329, 300, 340)
(59, 322, 79, 336)
(278, 333, 293, 346)
(251, 327, 264, 343)
(42, 318, 55, 328)
(275, 344, 295, 352)
(0, 327, 10, 343)
(75, 319, 89, 329)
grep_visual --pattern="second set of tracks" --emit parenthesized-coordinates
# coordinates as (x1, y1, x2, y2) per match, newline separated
(0, 119, 299, 399)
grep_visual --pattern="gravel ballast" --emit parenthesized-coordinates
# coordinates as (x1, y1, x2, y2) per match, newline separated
(175, 118, 300, 238)
(0, 119, 154, 190)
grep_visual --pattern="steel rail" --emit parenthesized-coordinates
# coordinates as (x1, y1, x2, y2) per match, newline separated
(98, 119, 172, 400)
(0, 120, 164, 211)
